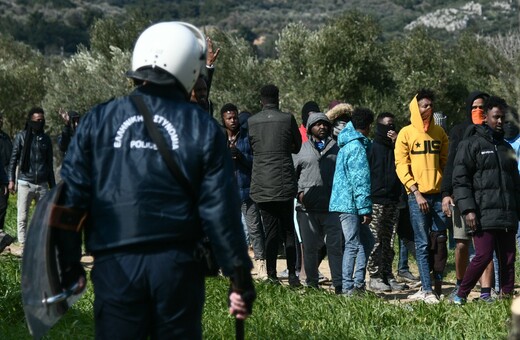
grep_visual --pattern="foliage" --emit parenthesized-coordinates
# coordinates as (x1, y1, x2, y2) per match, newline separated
(0, 35, 46, 136)
(42, 46, 133, 137)
(209, 30, 269, 115)
(89, 12, 151, 59)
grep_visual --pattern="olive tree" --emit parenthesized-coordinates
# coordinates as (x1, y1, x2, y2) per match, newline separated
(0, 35, 46, 136)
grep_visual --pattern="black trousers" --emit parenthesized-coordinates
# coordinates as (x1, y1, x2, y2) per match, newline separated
(92, 245, 205, 340)
(257, 200, 296, 278)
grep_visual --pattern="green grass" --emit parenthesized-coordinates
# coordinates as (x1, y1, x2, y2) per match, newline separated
(0, 195, 516, 339)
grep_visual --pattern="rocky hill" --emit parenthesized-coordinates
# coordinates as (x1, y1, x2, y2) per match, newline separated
(0, 0, 517, 54)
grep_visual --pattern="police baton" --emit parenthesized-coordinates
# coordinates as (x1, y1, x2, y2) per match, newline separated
(232, 267, 246, 340)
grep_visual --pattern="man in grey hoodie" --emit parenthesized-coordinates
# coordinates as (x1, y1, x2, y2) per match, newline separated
(294, 113, 342, 293)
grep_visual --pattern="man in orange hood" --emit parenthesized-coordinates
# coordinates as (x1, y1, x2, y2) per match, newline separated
(394, 88, 449, 303)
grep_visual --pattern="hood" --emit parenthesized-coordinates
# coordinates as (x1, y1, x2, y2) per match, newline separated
(337, 121, 369, 148)
(465, 90, 489, 122)
(306, 112, 331, 131)
(326, 103, 354, 122)
(409, 95, 433, 132)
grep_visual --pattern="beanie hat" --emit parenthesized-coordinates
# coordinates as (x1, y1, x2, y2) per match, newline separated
(301, 101, 320, 127)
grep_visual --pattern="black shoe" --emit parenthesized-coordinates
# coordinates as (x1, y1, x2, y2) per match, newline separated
(0, 233, 14, 253)
(265, 276, 281, 285)
(334, 286, 343, 295)
(288, 274, 301, 288)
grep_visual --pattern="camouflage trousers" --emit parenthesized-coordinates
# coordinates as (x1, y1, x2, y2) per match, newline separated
(367, 203, 399, 279)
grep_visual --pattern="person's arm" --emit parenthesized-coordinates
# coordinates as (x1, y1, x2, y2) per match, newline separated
(46, 135, 56, 188)
(290, 115, 302, 154)
(346, 142, 372, 218)
(205, 37, 220, 96)
(394, 129, 428, 213)
(7, 133, 21, 193)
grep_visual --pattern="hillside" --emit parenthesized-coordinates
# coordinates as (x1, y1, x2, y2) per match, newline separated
(0, 0, 517, 54)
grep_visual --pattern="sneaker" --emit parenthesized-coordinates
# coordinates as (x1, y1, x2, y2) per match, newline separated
(388, 278, 408, 291)
(423, 292, 440, 304)
(0, 233, 14, 253)
(453, 295, 466, 305)
(475, 293, 496, 303)
(265, 276, 281, 285)
(277, 268, 289, 279)
(369, 278, 392, 292)
(407, 288, 427, 300)
(9, 242, 23, 257)
(398, 270, 420, 283)
(334, 286, 342, 295)
(447, 285, 460, 302)
(288, 274, 301, 288)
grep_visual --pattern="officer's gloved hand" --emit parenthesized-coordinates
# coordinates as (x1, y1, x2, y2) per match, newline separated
(61, 262, 87, 294)
(229, 266, 256, 318)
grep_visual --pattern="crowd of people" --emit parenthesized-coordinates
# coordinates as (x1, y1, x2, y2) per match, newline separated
(223, 85, 520, 305)
(0, 20, 518, 338)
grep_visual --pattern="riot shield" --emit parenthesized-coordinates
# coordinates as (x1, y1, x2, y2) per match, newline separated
(21, 183, 85, 339)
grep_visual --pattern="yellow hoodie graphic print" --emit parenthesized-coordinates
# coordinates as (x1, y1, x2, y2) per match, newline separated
(394, 95, 449, 194)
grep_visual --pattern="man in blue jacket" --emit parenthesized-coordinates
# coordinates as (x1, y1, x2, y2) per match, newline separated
(329, 108, 374, 295)
(55, 21, 255, 338)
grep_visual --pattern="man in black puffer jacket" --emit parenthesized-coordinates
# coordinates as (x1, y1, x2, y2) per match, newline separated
(441, 90, 494, 300)
(452, 96, 520, 304)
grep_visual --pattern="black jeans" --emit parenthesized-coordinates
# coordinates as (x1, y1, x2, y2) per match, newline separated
(257, 200, 296, 278)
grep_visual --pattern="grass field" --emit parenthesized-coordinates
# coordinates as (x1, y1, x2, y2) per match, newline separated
(0, 196, 517, 339)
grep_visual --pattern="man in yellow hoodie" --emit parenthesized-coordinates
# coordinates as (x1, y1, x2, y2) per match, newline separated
(394, 89, 449, 303)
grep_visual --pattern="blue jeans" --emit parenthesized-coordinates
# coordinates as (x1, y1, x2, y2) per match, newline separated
(340, 213, 375, 292)
(398, 238, 410, 273)
(408, 193, 446, 292)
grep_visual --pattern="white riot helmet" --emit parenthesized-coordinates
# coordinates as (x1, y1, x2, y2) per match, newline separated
(127, 21, 207, 94)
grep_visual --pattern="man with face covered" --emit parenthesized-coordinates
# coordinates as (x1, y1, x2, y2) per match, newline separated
(441, 91, 495, 302)
(394, 89, 449, 303)
(452, 96, 520, 304)
(367, 112, 407, 292)
(8, 107, 55, 249)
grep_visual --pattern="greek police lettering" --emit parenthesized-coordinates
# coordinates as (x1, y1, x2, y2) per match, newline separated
(411, 140, 441, 155)
(113, 114, 180, 150)
(130, 140, 157, 149)
(480, 150, 494, 155)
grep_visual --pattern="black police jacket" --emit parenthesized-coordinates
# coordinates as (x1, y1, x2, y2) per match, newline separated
(8, 130, 55, 187)
(60, 84, 251, 275)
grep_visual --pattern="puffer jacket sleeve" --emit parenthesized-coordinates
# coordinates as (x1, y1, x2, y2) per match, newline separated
(346, 141, 372, 215)
(452, 139, 477, 215)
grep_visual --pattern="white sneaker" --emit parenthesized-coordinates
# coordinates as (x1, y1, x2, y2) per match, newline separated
(407, 288, 426, 300)
(422, 292, 440, 304)
(407, 288, 439, 304)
